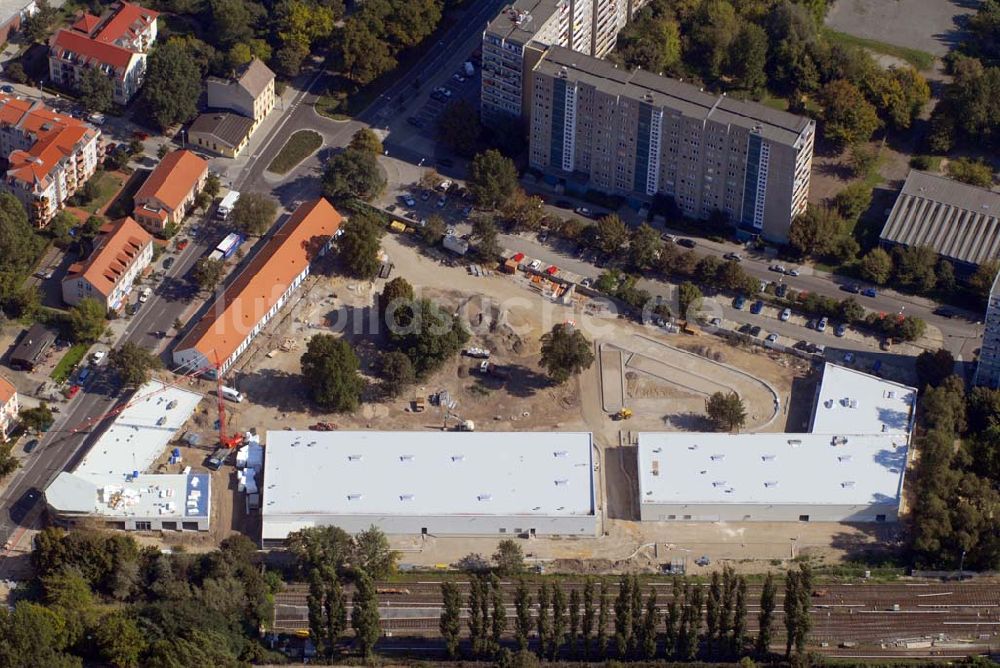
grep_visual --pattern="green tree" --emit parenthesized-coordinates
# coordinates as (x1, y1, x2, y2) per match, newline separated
(204, 173, 222, 199)
(501, 190, 546, 233)
(678, 281, 703, 319)
(665, 578, 682, 657)
(67, 297, 107, 342)
(706, 570, 721, 652)
(467, 575, 484, 656)
(728, 24, 768, 94)
(440, 581, 462, 658)
(970, 260, 1000, 300)
(916, 349, 955, 388)
(273, 41, 310, 78)
(820, 79, 881, 148)
(94, 611, 146, 668)
(4, 62, 27, 84)
(378, 276, 415, 329)
(77, 67, 114, 114)
(616, 16, 681, 73)
(0, 602, 73, 668)
(514, 579, 532, 652)
(142, 41, 203, 129)
(209, 0, 262, 47)
(705, 390, 747, 431)
(492, 539, 525, 576)
(20, 403, 53, 433)
(376, 351, 415, 397)
(639, 590, 659, 659)
(390, 298, 469, 376)
(690, 0, 740, 79)
(859, 247, 893, 285)
(581, 578, 596, 658)
(286, 525, 354, 576)
(0, 443, 19, 480)
(300, 334, 365, 412)
(536, 581, 551, 658)
(469, 149, 518, 209)
(348, 127, 383, 155)
(947, 157, 995, 187)
(337, 212, 385, 280)
(629, 223, 662, 271)
(229, 192, 277, 236)
(352, 525, 398, 579)
(596, 581, 609, 658)
(491, 575, 507, 656)
(21, 0, 57, 43)
(338, 20, 397, 84)
(549, 582, 567, 660)
(437, 99, 481, 157)
(419, 214, 446, 245)
(613, 575, 632, 659)
(892, 245, 938, 291)
(308, 568, 328, 654)
(350, 570, 381, 659)
(471, 217, 501, 260)
(732, 576, 748, 655)
(595, 214, 629, 255)
(540, 323, 595, 383)
(108, 341, 163, 387)
(323, 148, 386, 202)
(193, 257, 225, 291)
(568, 587, 581, 658)
(832, 182, 873, 221)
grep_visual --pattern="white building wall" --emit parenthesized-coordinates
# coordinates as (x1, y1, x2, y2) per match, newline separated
(639, 502, 899, 523)
(263, 512, 598, 544)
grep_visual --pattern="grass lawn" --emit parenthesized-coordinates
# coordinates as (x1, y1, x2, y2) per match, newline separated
(51, 343, 88, 383)
(822, 29, 935, 71)
(82, 171, 125, 214)
(266, 130, 323, 175)
(760, 94, 789, 111)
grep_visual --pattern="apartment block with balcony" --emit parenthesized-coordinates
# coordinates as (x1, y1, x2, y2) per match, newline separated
(0, 94, 102, 227)
(133, 149, 208, 233)
(48, 2, 158, 105)
(528, 47, 814, 242)
(975, 272, 1000, 389)
(481, 0, 650, 121)
(62, 216, 153, 312)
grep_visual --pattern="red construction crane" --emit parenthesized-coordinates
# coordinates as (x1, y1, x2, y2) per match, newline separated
(68, 363, 212, 434)
(214, 354, 243, 450)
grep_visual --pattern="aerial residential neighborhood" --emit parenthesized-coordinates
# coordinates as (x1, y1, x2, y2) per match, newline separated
(0, 0, 997, 664)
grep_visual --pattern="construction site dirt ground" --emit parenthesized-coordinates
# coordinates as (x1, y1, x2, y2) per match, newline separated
(148, 233, 891, 572)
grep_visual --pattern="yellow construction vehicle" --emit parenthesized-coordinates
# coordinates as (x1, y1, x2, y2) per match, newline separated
(613, 408, 633, 420)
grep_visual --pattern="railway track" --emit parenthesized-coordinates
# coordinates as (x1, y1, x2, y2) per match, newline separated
(271, 579, 1000, 655)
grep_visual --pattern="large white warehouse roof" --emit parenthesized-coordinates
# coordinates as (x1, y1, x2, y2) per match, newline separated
(811, 363, 916, 437)
(638, 432, 908, 507)
(263, 430, 595, 518)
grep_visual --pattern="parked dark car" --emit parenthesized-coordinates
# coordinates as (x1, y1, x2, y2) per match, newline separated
(162, 257, 175, 270)
(407, 116, 423, 127)
(10, 488, 40, 523)
(749, 300, 763, 314)
(842, 283, 861, 294)
(862, 287, 877, 298)
(677, 238, 696, 248)
(22, 438, 38, 454)
(555, 200, 573, 209)
(775, 283, 789, 298)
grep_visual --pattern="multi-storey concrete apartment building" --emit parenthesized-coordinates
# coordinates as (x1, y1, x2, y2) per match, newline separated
(62, 216, 153, 312)
(481, 0, 648, 121)
(528, 47, 814, 241)
(975, 272, 1000, 388)
(0, 94, 102, 226)
(49, 2, 158, 105)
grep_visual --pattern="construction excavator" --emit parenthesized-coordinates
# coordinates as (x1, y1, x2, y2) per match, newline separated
(612, 408, 633, 421)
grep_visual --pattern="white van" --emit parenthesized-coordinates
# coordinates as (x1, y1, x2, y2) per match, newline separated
(220, 386, 243, 402)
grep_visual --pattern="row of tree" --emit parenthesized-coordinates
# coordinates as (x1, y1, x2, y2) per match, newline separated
(439, 565, 814, 662)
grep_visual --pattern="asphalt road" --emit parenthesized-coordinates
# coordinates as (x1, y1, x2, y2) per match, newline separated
(0, 213, 222, 549)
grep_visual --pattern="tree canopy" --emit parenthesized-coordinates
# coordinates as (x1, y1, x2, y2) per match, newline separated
(141, 41, 203, 130)
(705, 391, 747, 432)
(323, 148, 386, 202)
(67, 298, 107, 343)
(336, 212, 385, 280)
(77, 67, 114, 114)
(108, 342, 163, 388)
(300, 334, 365, 412)
(230, 192, 278, 236)
(468, 150, 518, 209)
(539, 323, 595, 384)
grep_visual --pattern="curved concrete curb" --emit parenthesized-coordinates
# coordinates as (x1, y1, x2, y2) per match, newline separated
(635, 334, 782, 430)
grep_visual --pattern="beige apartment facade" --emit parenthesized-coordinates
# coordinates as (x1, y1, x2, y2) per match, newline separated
(206, 58, 276, 131)
(528, 47, 814, 242)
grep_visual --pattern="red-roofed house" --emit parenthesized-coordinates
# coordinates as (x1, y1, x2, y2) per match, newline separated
(133, 149, 208, 233)
(0, 94, 102, 226)
(0, 376, 18, 441)
(62, 216, 153, 311)
(48, 2, 158, 105)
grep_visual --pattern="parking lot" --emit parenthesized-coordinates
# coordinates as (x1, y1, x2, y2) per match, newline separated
(405, 62, 481, 132)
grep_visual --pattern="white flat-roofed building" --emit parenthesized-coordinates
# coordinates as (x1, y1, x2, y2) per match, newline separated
(637, 363, 916, 524)
(45, 379, 211, 532)
(810, 363, 916, 437)
(638, 432, 908, 523)
(261, 431, 596, 545)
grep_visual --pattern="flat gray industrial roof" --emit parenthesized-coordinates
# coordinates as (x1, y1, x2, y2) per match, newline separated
(811, 363, 916, 437)
(263, 431, 595, 518)
(535, 46, 813, 147)
(46, 472, 210, 519)
(880, 170, 1000, 267)
(486, 0, 563, 44)
(638, 432, 907, 506)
